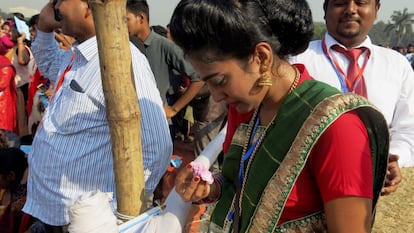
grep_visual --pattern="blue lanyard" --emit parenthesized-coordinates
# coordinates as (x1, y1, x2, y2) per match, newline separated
(238, 115, 261, 185)
(321, 38, 349, 93)
(228, 115, 261, 222)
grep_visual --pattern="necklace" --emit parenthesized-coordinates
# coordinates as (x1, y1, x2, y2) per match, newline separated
(288, 66, 300, 94)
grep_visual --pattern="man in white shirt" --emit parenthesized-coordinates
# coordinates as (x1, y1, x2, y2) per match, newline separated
(23, 1, 172, 232)
(291, 0, 414, 193)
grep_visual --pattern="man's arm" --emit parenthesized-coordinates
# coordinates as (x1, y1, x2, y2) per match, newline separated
(32, 2, 69, 82)
(165, 81, 204, 118)
(163, 40, 204, 118)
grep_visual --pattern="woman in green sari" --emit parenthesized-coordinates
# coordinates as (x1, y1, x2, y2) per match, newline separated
(170, 0, 389, 232)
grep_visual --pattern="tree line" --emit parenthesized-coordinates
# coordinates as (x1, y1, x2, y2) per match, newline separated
(2, 7, 413, 48)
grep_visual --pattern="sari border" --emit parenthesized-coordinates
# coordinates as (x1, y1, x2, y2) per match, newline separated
(248, 93, 372, 232)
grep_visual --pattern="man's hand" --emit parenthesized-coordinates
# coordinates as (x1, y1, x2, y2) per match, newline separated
(381, 154, 402, 195)
(164, 104, 178, 118)
(37, 1, 61, 33)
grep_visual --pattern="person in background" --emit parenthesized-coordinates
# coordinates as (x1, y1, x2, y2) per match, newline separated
(0, 21, 14, 59)
(152, 24, 193, 143)
(0, 55, 18, 135)
(406, 44, 414, 69)
(171, 0, 389, 232)
(291, 0, 413, 183)
(125, 0, 204, 142)
(0, 147, 33, 233)
(10, 18, 32, 139)
(150, 25, 167, 38)
(27, 14, 51, 136)
(22, 1, 172, 232)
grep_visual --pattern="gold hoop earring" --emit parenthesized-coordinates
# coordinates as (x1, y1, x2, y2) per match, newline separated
(258, 72, 272, 86)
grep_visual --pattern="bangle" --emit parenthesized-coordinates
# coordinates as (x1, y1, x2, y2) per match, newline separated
(197, 175, 223, 204)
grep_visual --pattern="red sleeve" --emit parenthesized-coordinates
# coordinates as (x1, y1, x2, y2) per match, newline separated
(309, 111, 373, 203)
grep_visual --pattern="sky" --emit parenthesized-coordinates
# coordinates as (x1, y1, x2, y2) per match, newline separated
(1, 0, 413, 27)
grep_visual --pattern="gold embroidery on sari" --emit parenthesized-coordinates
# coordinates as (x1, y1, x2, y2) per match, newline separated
(248, 94, 372, 232)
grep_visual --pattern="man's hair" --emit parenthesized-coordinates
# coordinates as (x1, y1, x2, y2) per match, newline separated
(29, 14, 40, 27)
(126, 0, 150, 22)
(323, 0, 380, 12)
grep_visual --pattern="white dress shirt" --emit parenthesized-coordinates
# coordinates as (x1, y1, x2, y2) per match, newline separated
(23, 31, 173, 225)
(291, 33, 414, 167)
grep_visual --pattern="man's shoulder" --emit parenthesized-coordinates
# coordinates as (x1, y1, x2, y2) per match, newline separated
(290, 40, 324, 63)
(371, 45, 411, 62)
(149, 31, 172, 46)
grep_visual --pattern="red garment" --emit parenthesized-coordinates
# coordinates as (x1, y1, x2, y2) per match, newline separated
(280, 112, 372, 224)
(26, 68, 48, 117)
(0, 56, 18, 134)
(224, 64, 373, 224)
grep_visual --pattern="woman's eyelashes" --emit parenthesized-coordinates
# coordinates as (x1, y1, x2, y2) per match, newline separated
(211, 75, 226, 87)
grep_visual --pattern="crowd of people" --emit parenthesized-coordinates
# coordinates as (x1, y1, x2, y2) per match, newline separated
(0, 0, 413, 232)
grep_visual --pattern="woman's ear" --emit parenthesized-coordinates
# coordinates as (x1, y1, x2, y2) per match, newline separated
(255, 42, 273, 72)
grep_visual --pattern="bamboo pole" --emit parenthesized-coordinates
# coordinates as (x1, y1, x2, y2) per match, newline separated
(89, 0, 146, 217)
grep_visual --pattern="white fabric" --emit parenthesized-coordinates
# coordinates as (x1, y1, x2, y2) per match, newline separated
(13, 45, 34, 88)
(68, 191, 118, 233)
(118, 125, 227, 233)
(290, 33, 414, 167)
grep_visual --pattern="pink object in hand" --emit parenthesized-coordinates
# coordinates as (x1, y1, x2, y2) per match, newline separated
(190, 161, 214, 184)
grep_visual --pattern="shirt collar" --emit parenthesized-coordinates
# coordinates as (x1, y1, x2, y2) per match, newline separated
(73, 36, 98, 62)
(143, 30, 159, 47)
(324, 32, 373, 51)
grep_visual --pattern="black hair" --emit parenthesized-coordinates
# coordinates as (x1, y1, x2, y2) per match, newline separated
(323, 0, 381, 12)
(0, 148, 27, 188)
(151, 25, 167, 38)
(169, 0, 313, 62)
(29, 14, 40, 27)
(12, 12, 26, 21)
(126, 0, 150, 22)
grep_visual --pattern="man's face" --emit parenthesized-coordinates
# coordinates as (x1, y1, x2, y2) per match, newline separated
(324, 0, 380, 47)
(126, 10, 144, 38)
(54, 0, 90, 40)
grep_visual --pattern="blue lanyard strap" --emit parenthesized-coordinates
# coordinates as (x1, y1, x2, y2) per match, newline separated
(238, 115, 261, 185)
(321, 38, 349, 93)
(228, 115, 261, 222)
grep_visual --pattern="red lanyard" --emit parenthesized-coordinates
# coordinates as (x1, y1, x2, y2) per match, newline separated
(322, 38, 370, 93)
(54, 53, 75, 95)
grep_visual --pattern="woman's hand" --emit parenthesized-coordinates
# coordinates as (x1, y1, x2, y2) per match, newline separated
(174, 163, 211, 202)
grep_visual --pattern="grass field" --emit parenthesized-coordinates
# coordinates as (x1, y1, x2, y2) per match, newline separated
(372, 167, 414, 233)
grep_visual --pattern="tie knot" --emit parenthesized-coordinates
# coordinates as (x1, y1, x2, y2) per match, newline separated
(331, 45, 366, 61)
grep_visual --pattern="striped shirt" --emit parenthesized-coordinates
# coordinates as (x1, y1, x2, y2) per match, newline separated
(23, 31, 173, 225)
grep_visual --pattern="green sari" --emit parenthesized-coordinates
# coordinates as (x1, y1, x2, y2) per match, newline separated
(209, 80, 389, 233)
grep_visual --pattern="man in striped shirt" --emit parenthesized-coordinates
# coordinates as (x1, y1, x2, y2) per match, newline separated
(22, 0, 172, 231)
